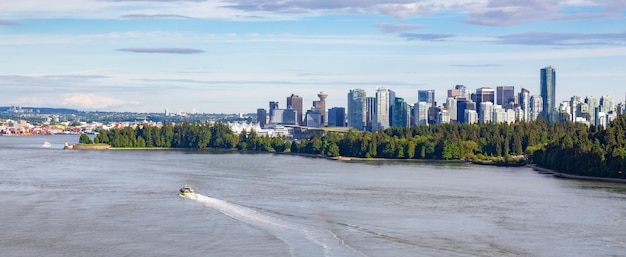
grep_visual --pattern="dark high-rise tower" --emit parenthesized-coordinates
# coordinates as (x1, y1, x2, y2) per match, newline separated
(540, 66, 556, 121)
(496, 86, 515, 106)
(286, 94, 303, 125)
(418, 89, 435, 107)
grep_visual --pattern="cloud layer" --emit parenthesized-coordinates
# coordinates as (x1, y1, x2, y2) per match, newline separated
(116, 48, 205, 54)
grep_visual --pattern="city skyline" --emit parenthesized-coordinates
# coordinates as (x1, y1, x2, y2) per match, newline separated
(1, 1, 626, 113)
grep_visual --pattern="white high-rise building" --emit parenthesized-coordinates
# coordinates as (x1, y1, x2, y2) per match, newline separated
(530, 95, 543, 121)
(373, 87, 394, 131)
(585, 96, 598, 124)
(465, 109, 478, 124)
(599, 95, 615, 113)
(444, 97, 457, 122)
(437, 109, 450, 124)
(413, 101, 429, 126)
(480, 102, 494, 123)
(518, 88, 530, 121)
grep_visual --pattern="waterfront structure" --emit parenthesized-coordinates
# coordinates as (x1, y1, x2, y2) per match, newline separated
(347, 89, 367, 130)
(530, 95, 543, 121)
(256, 108, 267, 128)
(286, 94, 303, 125)
(418, 89, 435, 107)
(519, 88, 530, 121)
(497, 86, 516, 107)
(313, 91, 328, 126)
(327, 107, 346, 127)
(540, 66, 556, 121)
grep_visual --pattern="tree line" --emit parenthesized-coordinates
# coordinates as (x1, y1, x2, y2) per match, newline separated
(81, 116, 626, 179)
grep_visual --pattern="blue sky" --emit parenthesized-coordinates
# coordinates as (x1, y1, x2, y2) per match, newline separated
(1, 0, 625, 114)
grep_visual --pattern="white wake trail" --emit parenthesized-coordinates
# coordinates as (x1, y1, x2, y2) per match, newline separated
(186, 194, 364, 257)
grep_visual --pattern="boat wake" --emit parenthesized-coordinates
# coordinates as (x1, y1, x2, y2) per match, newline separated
(187, 194, 364, 257)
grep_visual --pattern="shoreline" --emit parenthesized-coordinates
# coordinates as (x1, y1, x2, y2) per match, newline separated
(65, 144, 626, 184)
(530, 165, 626, 183)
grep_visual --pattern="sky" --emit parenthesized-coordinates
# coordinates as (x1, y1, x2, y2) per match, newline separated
(1, 0, 626, 114)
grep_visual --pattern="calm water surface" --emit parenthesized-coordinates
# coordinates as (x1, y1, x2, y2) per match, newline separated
(1, 135, 625, 257)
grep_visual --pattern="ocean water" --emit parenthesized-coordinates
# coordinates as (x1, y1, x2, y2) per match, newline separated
(1, 135, 625, 257)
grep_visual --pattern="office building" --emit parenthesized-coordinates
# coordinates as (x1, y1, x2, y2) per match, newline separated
(413, 101, 429, 126)
(530, 95, 543, 121)
(392, 97, 410, 128)
(328, 107, 346, 127)
(418, 89, 435, 107)
(347, 89, 367, 130)
(444, 97, 457, 122)
(540, 66, 556, 121)
(313, 91, 328, 126)
(286, 94, 303, 125)
(373, 87, 395, 131)
(366, 96, 376, 131)
(269, 101, 279, 118)
(497, 86, 516, 107)
(305, 108, 323, 128)
(256, 108, 267, 128)
(518, 88, 530, 121)
(474, 87, 495, 122)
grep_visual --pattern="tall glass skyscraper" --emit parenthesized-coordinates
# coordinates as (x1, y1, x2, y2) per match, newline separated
(418, 89, 435, 107)
(347, 89, 367, 130)
(540, 66, 556, 121)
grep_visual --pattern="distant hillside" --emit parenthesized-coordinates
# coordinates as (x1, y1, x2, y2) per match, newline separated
(0, 106, 80, 114)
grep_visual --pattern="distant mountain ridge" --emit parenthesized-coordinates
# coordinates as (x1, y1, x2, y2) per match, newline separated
(0, 106, 80, 114)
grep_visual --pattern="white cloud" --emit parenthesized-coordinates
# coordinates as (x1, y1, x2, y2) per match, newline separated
(60, 93, 138, 109)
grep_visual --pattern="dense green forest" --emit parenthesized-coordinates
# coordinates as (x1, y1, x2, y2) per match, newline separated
(84, 116, 626, 179)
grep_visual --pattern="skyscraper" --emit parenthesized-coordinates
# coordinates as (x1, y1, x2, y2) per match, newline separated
(256, 108, 267, 128)
(413, 101, 429, 126)
(327, 107, 346, 127)
(540, 66, 556, 121)
(313, 91, 328, 126)
(392, 97, 409, 128)
(530, 95, 543, 121)
(269, 101, 279, 118)
(366, 96, 376, 131)
(286, 94, 303, 125)
(474, 87, 495, 122)
(374, 87, 392, 131)
(347, 89, 367, 130)
(518, 88, 530, 121)
(418, 89, 435, 107)
(496, 86, 515, 107)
